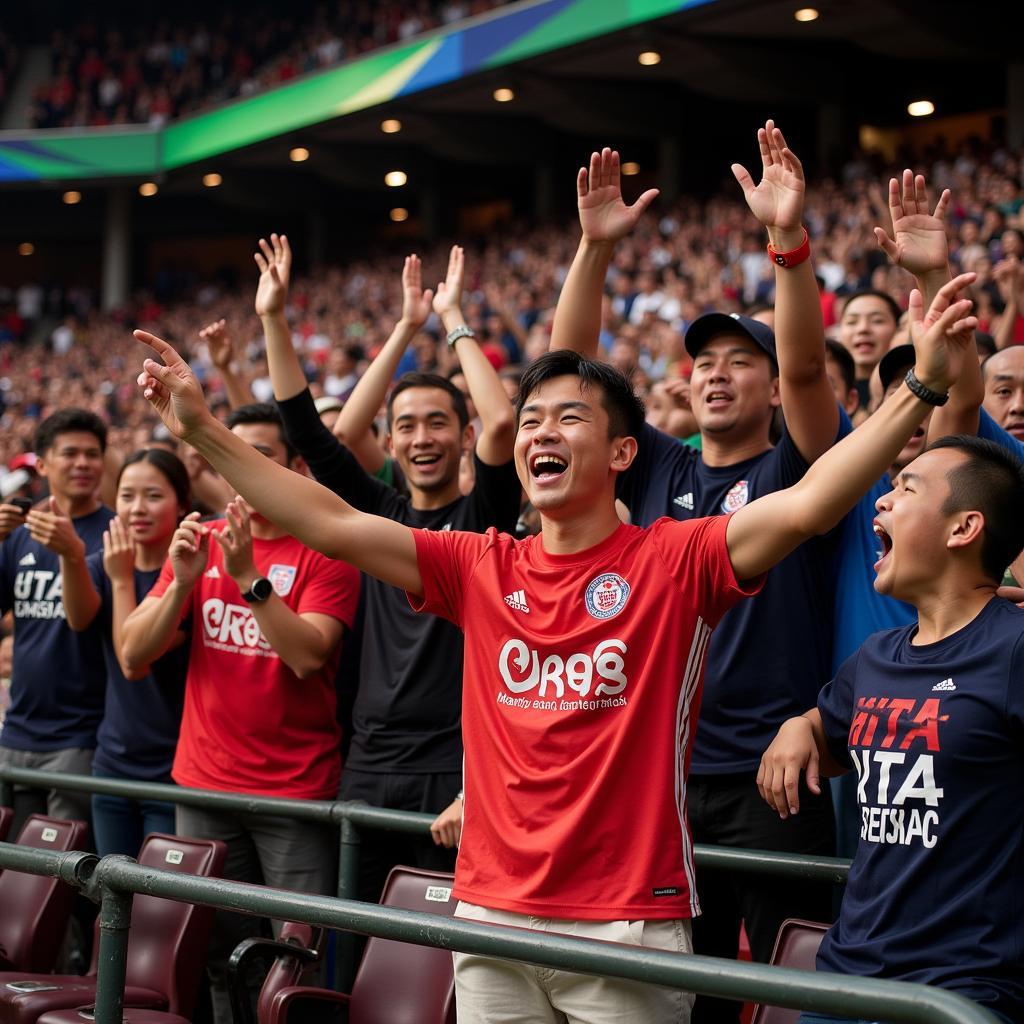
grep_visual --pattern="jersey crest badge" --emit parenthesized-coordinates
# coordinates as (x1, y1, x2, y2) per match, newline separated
(585, 573, 631, 620)
(268, 564, 297, 597)
(721, 480, 749, 513)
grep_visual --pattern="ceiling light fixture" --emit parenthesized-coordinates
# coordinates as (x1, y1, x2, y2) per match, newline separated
(139, 182, 158, 197)
(385, 170, 408, 187)
(202, 172, 222, 187)
(794, 8, 819, 21)
(493, 87, 515, 103)
(18, 243, 34, 256)
(621, 162, 641, 176)
(380, 118, 402, 134)
(390, 208, 409, 223)
(62, 190, 82, 205)
(638, 51, 661, 66)
(289, 147, 310, 162)
(907, 100, 935, 117)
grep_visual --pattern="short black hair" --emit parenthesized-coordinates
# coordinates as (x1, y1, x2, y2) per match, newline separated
(35, 408, 107, 455)
(516, 350, 645, 441)
(927, 434, 1024, 583)
(117, 449, 191, 511)
(825, 339, 856, 393)
(386, 373, 470, 430)
(226, 402, 297, 463)
(841, 289, 902, 325)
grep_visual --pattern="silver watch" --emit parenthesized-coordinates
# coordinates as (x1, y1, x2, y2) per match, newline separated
(446, 325, 475, 348)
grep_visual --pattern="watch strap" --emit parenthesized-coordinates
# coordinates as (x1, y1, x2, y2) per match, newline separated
(767, 228, 810, 269)
(241, 576, 273, 603)
(446, 325, 475, 348)
(904, 369, 949, 407)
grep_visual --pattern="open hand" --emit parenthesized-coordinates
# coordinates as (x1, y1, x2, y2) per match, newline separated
(732, 119, 805, 237)
(908, 272, 978, 395)
(873, 170, 951, 279)
(135, 330, 213, 440)
(400, 254, 434, 329)
(26, 496, 85, 561)
(254, 233, 292, 318)
(200, 319, 234, 370)
(102, 517, 136, 582)
(213, 499, 257, 586)
(432, 245, 465, 319)
(576, 147, 659, 245)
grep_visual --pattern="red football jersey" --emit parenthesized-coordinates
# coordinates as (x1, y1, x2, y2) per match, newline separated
(150, 526, 359, 799)
(410, 515, 760, 920)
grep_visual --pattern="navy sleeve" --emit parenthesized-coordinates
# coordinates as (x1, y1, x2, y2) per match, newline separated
(816, 649, 859, 770)
(1008, 631, 1024, 741)
(616, 422, 689, 511)
(977, 408, 1024, 460)
(468, 454, 521, 535)
(0, 535, 11, 615)
(86, 551, 112, 629)
(276, 388, 400, 516)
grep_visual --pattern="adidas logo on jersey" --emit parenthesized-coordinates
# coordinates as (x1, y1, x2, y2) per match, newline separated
(673, 493, 694, 511)
(932, 678, 956, 692)
(504, 589, 530, 613)
(18, 552, 36, 566)
(205, 566, 221, 579)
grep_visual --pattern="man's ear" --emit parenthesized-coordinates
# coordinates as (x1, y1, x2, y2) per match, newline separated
(946, 509, 985, 552)
(768, 375, 782, 409)
(610, 435, 638, 474)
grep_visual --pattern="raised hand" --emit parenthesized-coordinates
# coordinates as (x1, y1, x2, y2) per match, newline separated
(26, 496, 85, 560)
(168, 512, 209, 589)
(400, 254, 434, 329)
(102, 517, 136, 582)
(576, 147, 659, 245)
(135, 330, 213, 439)
(0, 503, 29, 542)
(200, 319, 234, 370)
(213, 499, 258, 588)
(908, 272, 978, 395)
(873, 169, 951, 279)
(254, 233, 292, 318)
(432, 245, 465, 319)
(731, 119, 805, 236)
(994, 256, 1022, 304)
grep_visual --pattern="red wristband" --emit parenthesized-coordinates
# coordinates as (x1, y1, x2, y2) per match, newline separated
(767, 228, 810, 269)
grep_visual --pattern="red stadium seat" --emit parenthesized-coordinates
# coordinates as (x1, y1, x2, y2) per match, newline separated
(0, 815, 89, 974)
(233, 866, 458, 1024)
(0, 832, 225, 1024)
(0, 807, 13, 843)
(749, 918, 830, 1024)
(37, 1010, 190, 1024)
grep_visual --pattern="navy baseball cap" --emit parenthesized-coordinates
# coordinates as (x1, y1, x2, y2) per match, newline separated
(684, 312, 778, 367)
(878, 344, 915, 392)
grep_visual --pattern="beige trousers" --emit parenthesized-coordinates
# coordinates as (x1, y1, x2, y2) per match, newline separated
(453, 901, 694, 1024)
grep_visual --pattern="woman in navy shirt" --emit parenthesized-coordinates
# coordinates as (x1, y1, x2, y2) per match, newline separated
(62, 448, 190, 856)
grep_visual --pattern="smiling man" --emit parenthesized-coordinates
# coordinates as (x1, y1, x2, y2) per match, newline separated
(758, 434, 1024, 1024)
(134, 262, 972, 1022)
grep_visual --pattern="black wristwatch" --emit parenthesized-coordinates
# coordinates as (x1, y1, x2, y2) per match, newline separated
(904, 369, 949, 407)
(241, 576, 273, 603)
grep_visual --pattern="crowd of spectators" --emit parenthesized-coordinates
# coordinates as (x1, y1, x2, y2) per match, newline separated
(28, 1, 509, 129)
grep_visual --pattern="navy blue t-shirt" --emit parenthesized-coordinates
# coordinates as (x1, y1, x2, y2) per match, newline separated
(88, 553, 187, 781)
(0, 505, 114, 751)
(817, 598, 1024, 1019)
(619, 419, 849, 772)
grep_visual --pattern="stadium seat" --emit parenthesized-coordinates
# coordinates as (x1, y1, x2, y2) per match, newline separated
(36, 1010, 190, 1024)
(0, 807, 13, 843)
(0, 832, 225, 1024)
(231, 866, 458, 1024)
(749, 919, 830, 1024)
(0, 815, 89, 974)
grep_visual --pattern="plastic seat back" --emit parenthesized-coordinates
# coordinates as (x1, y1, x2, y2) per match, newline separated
(0, 815, 88, 972)
(253, 923, 324, 1023)
(0, 806, 13, 843)
(350, 866, 458, 1024)
(749, 919, 829, 1024)
(118, 832, 226, 1018)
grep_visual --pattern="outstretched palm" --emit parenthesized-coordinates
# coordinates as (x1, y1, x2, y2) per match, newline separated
(432, 245, 465, 318)
(908, 272, 978, 392)
(254, 233, 292, 317)
(401, 254, 434, 327)
(577, 147, 659, 244)
(874, 170, 950, 278)
(135, 330, 211, 438)
(732, 120, 804, 231)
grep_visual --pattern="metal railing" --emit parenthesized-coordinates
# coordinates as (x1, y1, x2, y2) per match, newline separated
(0, 842, 999, 1024)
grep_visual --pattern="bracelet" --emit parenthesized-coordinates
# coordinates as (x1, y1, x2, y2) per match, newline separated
(767, 228, 810, 269)
(446, 325, 475, 348)
(904, 369, 949, 407)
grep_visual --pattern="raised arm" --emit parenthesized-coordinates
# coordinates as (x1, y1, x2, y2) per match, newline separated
(726, 275, 977, 581)
(732, 119, 837, 461)
(433, 245, 515, 466)
(993, 257, 1021, 351)
(332, 254, 433, 474)
(135, 331, 422, 595)
(201, 319, 253, 409)
(255, 233, 307, 402)
(550, 148, 659, 356)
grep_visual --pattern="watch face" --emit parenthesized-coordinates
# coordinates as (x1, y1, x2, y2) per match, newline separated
(250, 576, 273, 601)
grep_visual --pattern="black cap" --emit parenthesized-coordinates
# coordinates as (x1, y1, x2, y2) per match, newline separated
(684, 312, 777, 367)
(878, 344, 915, 392)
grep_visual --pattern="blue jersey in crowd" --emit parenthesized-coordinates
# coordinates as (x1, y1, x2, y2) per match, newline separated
(87, 553, 188, 781)
(618, 416, 850, 773)
(0, 506, 114, 751)
(816, 597, 1024, 1020)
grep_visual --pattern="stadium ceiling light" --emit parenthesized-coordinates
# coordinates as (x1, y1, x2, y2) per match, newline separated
(380, 118, 402, 134)
(638, 51, 661, 66)
(493, 87, 515, 103)
(385, 170, 408, 187)
(18, 242, 34, 256)
(62, 190, 82, 205)
(621, 162, 641, 176)
(289, 147, 310, 162)
(203, 172, 223, 187)
(390, 207, 409, 223)
(907, 100, 935, 117)
(139, 182, 159, 197)
(794, 8, 819, 21)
